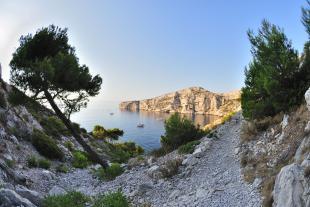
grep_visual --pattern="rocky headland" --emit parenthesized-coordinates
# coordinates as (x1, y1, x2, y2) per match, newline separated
(119, 87, 241, 117)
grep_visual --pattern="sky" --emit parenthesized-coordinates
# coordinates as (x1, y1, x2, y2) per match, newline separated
(0, 0, 308, 102)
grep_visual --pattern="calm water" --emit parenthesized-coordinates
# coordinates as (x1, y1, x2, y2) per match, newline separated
(72, 101, 219, 151)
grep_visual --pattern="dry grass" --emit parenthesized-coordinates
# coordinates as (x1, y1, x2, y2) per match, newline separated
(304, 166, 310, 178)
(159, 158, 183, 178)
(243, 168, 256, 183)
(261, 176, 276, 207)
(240, 104, 310, 207)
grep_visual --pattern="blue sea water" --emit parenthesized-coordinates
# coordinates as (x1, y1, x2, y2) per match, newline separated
(72, 101, 219, 151)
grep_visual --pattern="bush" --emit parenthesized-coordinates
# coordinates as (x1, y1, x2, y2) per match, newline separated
(93, 190, 130, 207)
(178, 140, 200, 154)
(92, 125, 124, 141)
(56, 164, 69, 173)
(159, 158, 182, 178)
(27, 156, 38, 168)
(241, 20, 308, 120)
(0, 91, 7, 109)
(32, 129, 64, 160)
(40, 116, 70, 138)
(160, 113, 206, 150)
(95, 163, 124, 181)
(5, 159, 15, 168)
(92, 125, 106, 139)
(107, 141, 144, 163)
(38, 159, 51, 169)
(105, 128, 124, 140)
(64, 141, 74, 151)
(72, 151, 90, 168)
(42, 191, 90, 207)
(7, 88, 27, 107)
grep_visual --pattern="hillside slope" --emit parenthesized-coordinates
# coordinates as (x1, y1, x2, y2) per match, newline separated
(120, 87, 241, 117)
(239, 89, 310, 207)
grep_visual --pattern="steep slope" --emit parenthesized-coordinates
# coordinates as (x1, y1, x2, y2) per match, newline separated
(120, 87, 241, 116)
(239, 89, 310, 207)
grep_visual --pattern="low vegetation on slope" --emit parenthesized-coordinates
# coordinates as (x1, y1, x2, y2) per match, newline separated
(151, 112, 207, 157)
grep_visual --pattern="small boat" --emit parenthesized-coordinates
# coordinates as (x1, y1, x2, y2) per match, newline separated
(109, 113, 114, 115)
(137, 123, 144, 128)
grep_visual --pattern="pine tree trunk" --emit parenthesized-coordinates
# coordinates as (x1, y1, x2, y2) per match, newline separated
(44, 91, 108, 168)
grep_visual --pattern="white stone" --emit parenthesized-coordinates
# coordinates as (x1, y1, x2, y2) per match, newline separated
(48, 186, 66, 196)
(273, 164, 305, 207)
(281, 114, 289, 130)
(305, 87, 310, 111)
(0, 188, 37, 207)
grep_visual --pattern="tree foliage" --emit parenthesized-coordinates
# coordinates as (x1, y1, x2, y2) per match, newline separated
(10, 25, 107, 167)
(241, 20, 309, 119)
(160, 113, 206, 150)
(92, 125, 124, 141)
(10, 25, 102, 118)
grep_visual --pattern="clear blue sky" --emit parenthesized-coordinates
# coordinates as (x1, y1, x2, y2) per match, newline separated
(0, 0, 308, 102)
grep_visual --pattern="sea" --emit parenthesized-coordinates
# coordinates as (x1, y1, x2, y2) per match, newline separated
(71, 101, 219, 152)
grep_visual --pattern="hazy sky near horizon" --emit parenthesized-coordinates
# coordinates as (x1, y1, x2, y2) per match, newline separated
(0, 0, 308, 102)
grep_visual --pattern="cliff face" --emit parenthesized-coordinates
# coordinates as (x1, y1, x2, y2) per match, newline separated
(120, 87, 241, 116)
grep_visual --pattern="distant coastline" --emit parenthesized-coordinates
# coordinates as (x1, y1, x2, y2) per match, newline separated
(120, 86, 241, 117)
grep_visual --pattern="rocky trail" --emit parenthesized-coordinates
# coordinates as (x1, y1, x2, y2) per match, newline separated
(47, 114, 262, 207)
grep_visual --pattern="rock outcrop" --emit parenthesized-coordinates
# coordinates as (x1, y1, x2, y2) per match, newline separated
(120, 87, 241, 116)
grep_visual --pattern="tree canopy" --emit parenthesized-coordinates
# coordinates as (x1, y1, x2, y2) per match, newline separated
(10, 25, 102, 118)
(10, 25, 107, 167)
(241, 20, 308, 119)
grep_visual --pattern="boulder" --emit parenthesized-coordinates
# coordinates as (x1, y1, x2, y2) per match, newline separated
(273, 164, 306, 207)
(305, 87, 310, 111)
(136, 183, 153, 195)
(0, 188, 37, 207)
(15, 186, 43, 206)
(147, 165, 162, 179)
(48, 186, 66, 196)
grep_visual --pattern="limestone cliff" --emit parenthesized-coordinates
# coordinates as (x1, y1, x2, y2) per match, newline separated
(120, 87, 241, 116)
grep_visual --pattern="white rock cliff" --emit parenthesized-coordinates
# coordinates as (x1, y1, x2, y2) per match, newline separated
(120, 87, 241, 116)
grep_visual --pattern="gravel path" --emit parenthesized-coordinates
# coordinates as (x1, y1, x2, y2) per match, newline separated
(55, 114, 262, 207)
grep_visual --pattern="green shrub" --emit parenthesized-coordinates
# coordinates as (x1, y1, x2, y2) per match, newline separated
(92, 125, 124, 141)
(56, 164, 69, 173)
(178, 140, 200, 154)
(221, 111, 236, 123)
(106, 141, 144, 164)
(5, 159, 15, 168)
(64, 141, 74, 151)
(242, 20, 309, 120)
(40, 116, 70, 138)
(38, 159, 51, 169)
(7, 88, 27, 107)
(72, 151, 90, 168)
(42, 191, 90, 207)
(93, 190, 130, 207)
(0, 91, 7, 109)
(32, 129, 64, 160)
(105, 128, 124, 140)
(27, 156, 38, 168)
(160, 113, 206, 150)
(80, 128, 87, 134)
(95, 163, 124, 181)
